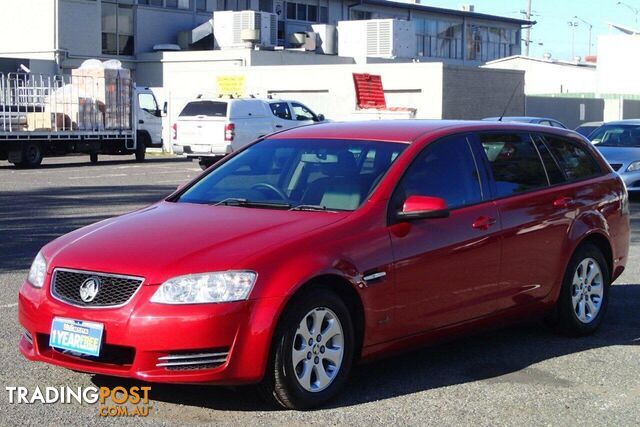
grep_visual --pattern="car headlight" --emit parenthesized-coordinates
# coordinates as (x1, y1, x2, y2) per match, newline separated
(150, 271, 257, 304)
(27, 251, 47, 288)
(626, 161, 640, 172)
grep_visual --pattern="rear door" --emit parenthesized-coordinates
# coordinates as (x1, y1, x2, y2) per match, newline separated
(474, 132, 572, 303)
(176, 100, 228, 154)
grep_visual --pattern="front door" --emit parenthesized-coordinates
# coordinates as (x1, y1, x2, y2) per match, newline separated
(389, 135, 503, 335)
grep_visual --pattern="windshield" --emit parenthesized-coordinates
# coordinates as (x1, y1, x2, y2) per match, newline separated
(177, 138, 407, 211)
(590, 125, 640, 147)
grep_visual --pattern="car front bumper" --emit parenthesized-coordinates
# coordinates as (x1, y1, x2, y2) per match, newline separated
(619, 170, 640, 192)
(18, 280, 284, 385)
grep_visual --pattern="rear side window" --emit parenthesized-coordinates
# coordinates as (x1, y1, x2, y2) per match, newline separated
(179, 101, 228, 117)
(532, 134, 566, 185)
(270, 102, 292, 120)
(543, 136, 602, 180)
(392, 136, 483, 210)
(480, 133, 548, 197)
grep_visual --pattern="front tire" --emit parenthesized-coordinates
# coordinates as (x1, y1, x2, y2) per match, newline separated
(556, 243, 610, 336)
(14, 143, 43, 168)
(259, 288, 355, 410)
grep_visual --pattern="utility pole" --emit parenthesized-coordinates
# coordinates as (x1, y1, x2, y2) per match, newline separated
(568, 20, 579, 59)
(524, 0, 532, 56)
(574, 16, 593, 56)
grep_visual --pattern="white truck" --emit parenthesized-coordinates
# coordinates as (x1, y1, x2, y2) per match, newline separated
(0, 70, 163, 167)
(172, 97, 325, 169)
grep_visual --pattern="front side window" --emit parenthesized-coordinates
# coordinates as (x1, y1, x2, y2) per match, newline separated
(138, 93, 159, 115)
(177, 139, 407, 211)
(590, 124, 640, 148)
(270, 102, 292, 120)
(391, 136, 483, 211)
(290, 103, 317, 121)
(480, 133, 548, 197)
(543, 135, 602, 180)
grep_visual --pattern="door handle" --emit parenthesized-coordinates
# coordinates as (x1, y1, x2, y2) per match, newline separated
(275, 124, 283, 128)
(138, 119, 144, 124)
(553, 197, 574, 208)
(472, 216, 497, 231)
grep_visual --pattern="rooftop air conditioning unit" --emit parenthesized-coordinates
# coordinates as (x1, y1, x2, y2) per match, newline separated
(213, 10, 277, 49)
(337, 19, 417, 59)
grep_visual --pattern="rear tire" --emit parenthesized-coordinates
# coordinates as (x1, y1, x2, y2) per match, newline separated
(15, 143, 43, 168)
(555, 243, 610, 336)
(135, 139, 146, 162)
(198, 156, 223, 171)
(258, 288, 355, 410)
(90, 152, 98, 164)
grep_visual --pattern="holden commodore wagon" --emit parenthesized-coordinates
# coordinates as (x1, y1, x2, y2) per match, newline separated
(19, 120, 630, 410)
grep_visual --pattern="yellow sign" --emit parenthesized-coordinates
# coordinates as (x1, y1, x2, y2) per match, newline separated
(217, 75, 246, 97)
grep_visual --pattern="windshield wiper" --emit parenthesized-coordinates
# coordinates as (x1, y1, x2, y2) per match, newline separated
(290, 204, 329, 211)
(212, 198, 291, 209)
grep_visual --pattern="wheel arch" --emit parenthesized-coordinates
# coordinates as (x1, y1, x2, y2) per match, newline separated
(272, 273, 366, 363)
(575, 231, 614, 281)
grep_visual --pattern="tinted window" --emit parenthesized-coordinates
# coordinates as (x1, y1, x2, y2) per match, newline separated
(270, 102, 292, 120)
(543, 136, 602, 180)
(480, 133, 548, 197)
(179, 101, 227, 117)
(590, 124, 640, 147)
(178, 139, 406, 211)
(392, 136, 482, 210)
(533, 134, 566, 185)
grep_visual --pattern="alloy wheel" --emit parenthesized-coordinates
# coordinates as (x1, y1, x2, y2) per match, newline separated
(571, 257, 604, 324)
(291, 307, 344, 393)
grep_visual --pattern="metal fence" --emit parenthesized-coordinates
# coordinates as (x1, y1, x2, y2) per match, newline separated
(0, 72, 132, 134)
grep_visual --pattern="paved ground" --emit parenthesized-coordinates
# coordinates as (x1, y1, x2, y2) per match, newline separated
(0, 155, 638, 426)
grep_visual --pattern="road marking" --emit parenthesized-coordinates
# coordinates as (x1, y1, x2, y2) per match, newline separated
(0, 303, 17, 308)
(67, 174, 128, 180)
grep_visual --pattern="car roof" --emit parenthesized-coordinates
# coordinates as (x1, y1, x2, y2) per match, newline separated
(269, 120, 578, 143)
(603, 119, 640, 126)
(196, 97, 288, 103)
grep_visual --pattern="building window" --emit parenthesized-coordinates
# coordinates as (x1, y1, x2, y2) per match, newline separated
(196, 0, 216, 11)
(259, 0, 273, 13)
(466, 24, 517, 62)
(138, 0, 163, 6)
(167, 0, 192, 9)
(285, 2, 323, 22)
(102, 2, 134, 56)
(350, 10, 372, 20)
(415, 18, 462, 60)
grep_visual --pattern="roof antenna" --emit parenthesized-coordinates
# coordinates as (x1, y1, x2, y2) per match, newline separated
(498, 80, 522, 122)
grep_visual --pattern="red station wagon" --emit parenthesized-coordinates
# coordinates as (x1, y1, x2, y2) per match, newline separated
(19, 121, 630, 409)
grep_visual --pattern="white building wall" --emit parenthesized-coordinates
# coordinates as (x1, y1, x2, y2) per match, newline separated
(0, 0, 57, 61)
(597, 35, 640, 95)
(483, 57, 596, 95)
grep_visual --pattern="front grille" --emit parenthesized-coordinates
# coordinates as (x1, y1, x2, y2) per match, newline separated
(51, 269, 143, 308)
(38, 333, 135, 366)
(156, 349, 229, 371)
(610, 163, 623, 172)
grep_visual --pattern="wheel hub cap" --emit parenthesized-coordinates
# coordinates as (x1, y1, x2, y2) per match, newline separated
(291, 307, 344, 393)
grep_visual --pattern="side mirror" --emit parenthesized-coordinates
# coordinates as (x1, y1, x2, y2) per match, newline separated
(396, 195, 450, 221)
(162, 102, 168, 116)
(316, 114, 325, 122)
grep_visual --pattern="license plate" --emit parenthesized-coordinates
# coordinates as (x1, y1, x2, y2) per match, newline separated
(192, 144, 211, 153)
(49, 318, 104, 357)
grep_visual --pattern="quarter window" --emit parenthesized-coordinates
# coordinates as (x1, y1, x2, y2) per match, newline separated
(392, 136, 483, 211)
(480, 133, 548, 197)
(543, 136, 602, 180)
